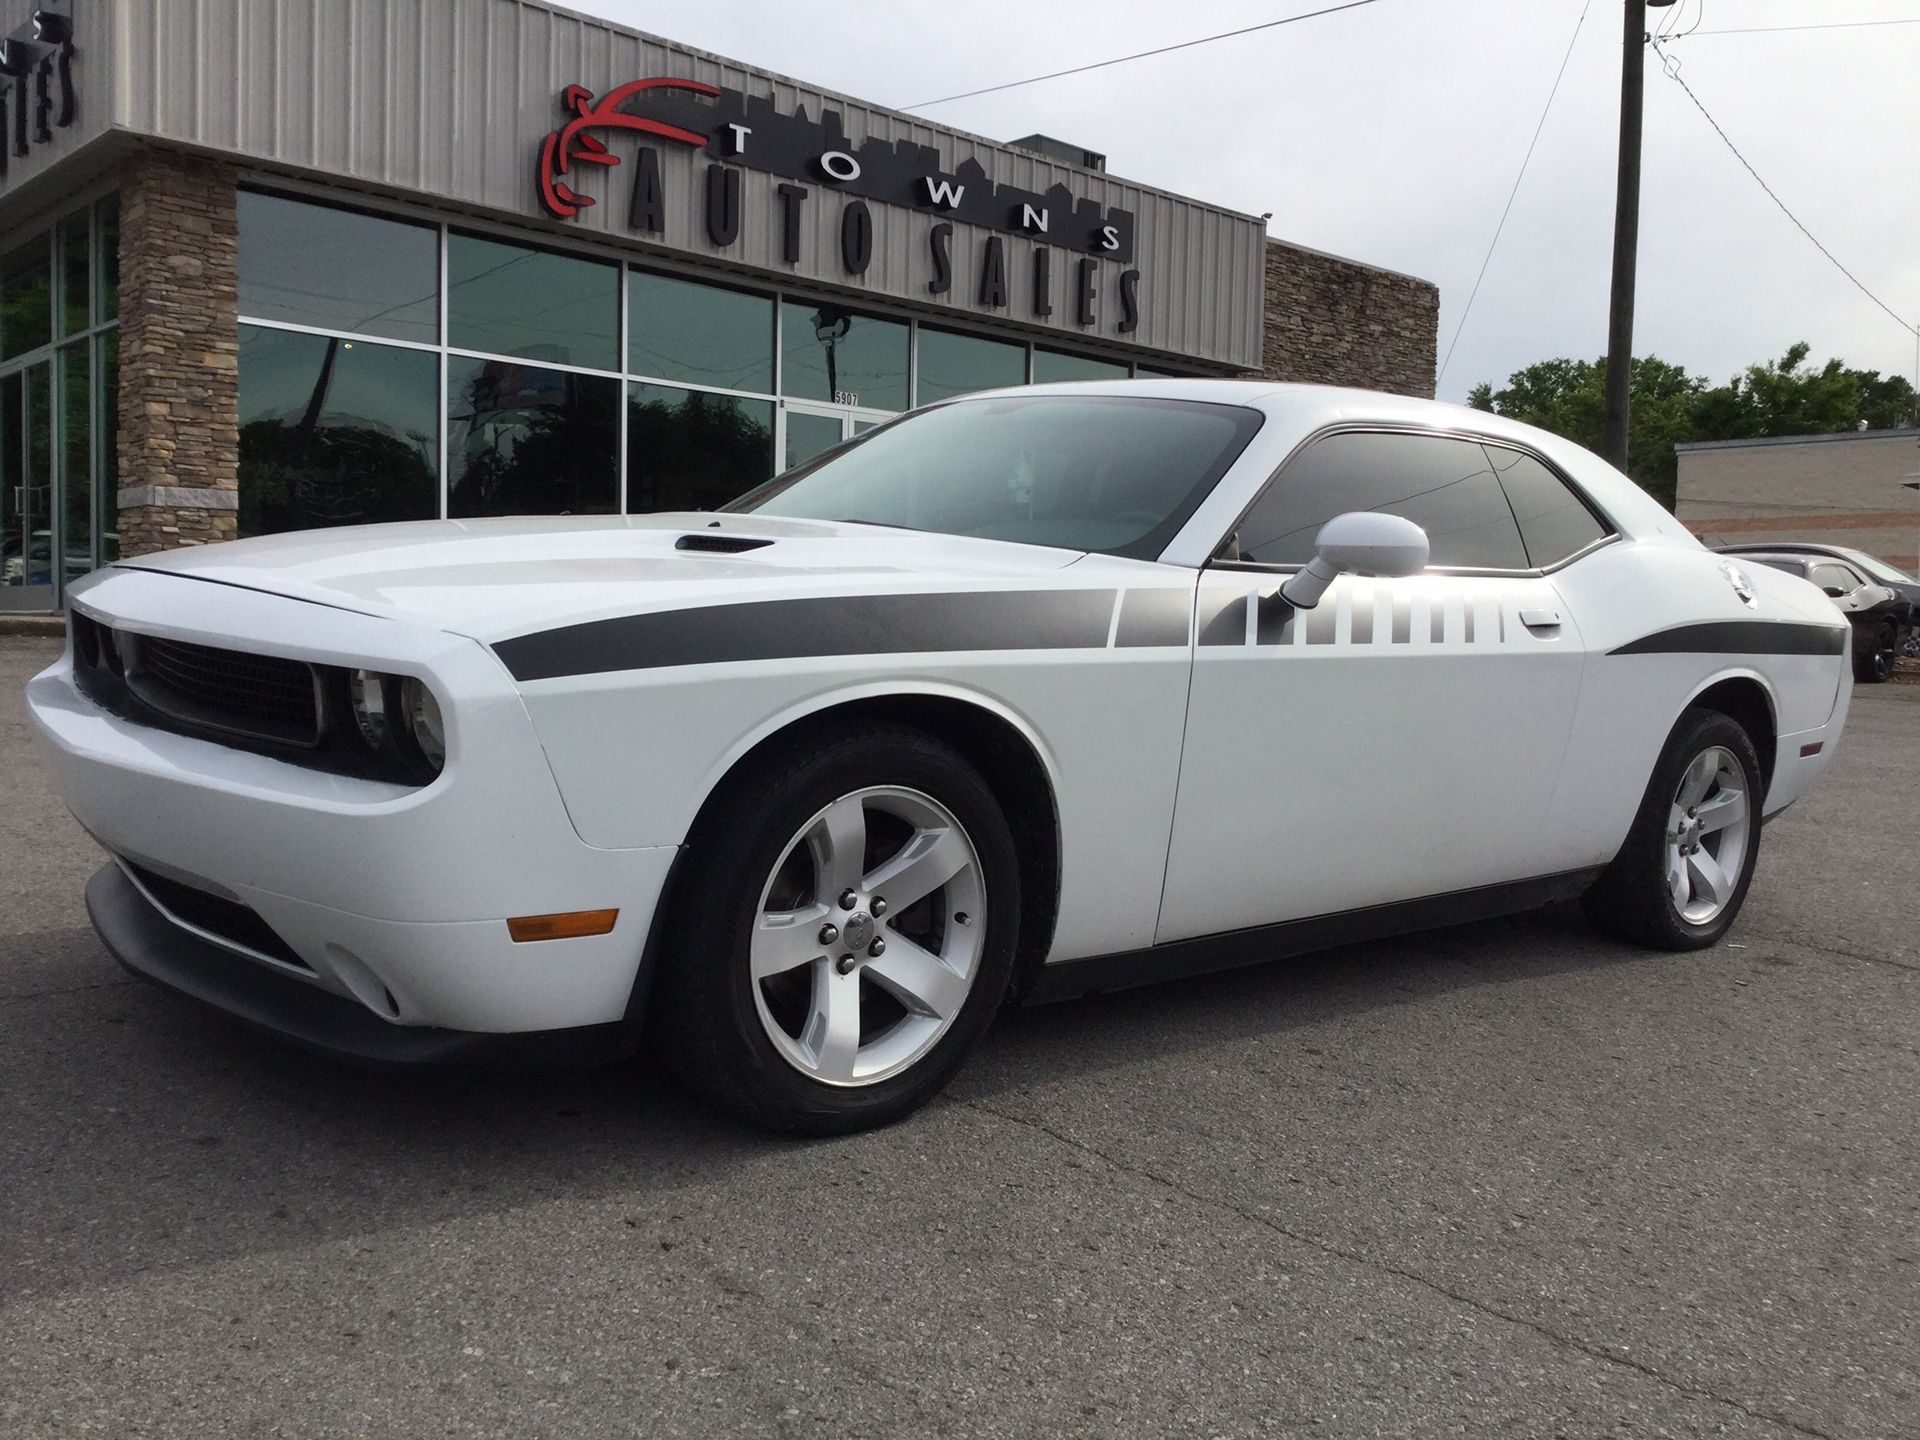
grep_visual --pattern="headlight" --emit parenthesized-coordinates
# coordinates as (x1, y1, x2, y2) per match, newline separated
(348, 669, 388, 749)
(403, 678, 446, 773)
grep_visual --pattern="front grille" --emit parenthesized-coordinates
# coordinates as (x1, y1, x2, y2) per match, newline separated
(122, 860, 311, 971)
(129, 635, 321, 747)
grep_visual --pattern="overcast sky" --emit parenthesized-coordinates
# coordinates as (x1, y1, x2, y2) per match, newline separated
(572, 0, 1919, 403)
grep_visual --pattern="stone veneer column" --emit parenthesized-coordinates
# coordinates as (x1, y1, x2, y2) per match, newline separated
(1260, 240, 1440, 399)
(115, 149, 241, 557)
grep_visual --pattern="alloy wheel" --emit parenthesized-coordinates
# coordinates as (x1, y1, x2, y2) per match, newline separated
(750, 786, 985, 1086)
(1664, 746, 1751, 925)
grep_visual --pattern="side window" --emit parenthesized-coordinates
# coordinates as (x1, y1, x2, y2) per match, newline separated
(1233, 432, 1528, 570)
(1809, 563, 1860, 595)
(1482, 446, 1611, 568)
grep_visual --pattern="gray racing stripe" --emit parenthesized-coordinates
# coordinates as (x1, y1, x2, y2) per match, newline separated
(1115, 587, 1191, 648)
(495, 589, 1119, 681)
(1609, 621, 1847, 657)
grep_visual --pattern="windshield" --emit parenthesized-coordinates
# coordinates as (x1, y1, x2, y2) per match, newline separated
(727, 394, 1263, 558)
(1837, 548, 1916, 585)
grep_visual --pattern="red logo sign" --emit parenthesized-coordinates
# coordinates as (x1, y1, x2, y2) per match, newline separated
(536, 77, 718, 220)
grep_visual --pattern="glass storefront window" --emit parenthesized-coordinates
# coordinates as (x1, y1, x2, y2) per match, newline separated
(239, 192, 439, 344)
(448, 355, 618, 517)
(2, 238, 52, 362)
(99, 329, 119, 562)
(917, 328, 1026, 404)
(627, 383, 774, 513)
(59, 214, 91, 338)
(58, 342, 90, 584)
(237, 325, 440, 535)
(780, 302, 909, 411)
(97, 197, 119, 324)
(448, 233, 617, 371)
(1034, 349, 1129, 384)
(629, 270, 774, 394)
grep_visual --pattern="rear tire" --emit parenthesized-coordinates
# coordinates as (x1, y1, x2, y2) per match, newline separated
(655, 722, 1020, 1135)
(1855, 620, 1898, 684)
(1582, 708, 1762, 950)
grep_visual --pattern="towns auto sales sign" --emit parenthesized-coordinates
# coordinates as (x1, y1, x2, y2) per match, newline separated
(537, 78, 1142, 334)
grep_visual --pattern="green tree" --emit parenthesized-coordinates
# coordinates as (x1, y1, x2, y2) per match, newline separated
(1468, 355, 1701, 507)
(1693, 342, 1917, 440)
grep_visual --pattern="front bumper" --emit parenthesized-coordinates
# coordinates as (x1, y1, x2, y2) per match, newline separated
(87, 863, 630, 1066)
(29, 567, 679, 1038)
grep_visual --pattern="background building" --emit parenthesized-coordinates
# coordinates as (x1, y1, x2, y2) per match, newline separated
(1676, 429, 1920, 574)
(0, 0, 1438, 613)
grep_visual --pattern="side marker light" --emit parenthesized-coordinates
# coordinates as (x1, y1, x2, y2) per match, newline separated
(507, 909, 619, 943)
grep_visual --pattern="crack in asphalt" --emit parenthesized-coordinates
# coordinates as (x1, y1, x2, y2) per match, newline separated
(959, 1095, 1838, 1440)
(1744, 928, 1916, 975)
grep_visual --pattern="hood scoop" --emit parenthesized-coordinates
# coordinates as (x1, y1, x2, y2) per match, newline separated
(674, 533, 774, 555)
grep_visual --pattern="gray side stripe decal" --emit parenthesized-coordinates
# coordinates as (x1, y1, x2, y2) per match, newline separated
(1200, 592, 1250, 646)
(1115, 587, 1191, 648)
(495, 589, 1119, 681)
(1609, 621, 1847, 657)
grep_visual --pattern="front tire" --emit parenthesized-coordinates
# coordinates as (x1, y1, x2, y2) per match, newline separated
(657, 723, 1021, 1135)
(1581, 708, 1762, 950)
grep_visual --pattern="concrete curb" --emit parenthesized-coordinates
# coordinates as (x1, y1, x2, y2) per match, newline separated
(0, 615, 65, 637)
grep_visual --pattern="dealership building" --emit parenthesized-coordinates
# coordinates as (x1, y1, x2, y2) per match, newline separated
(0, 0, 1438, 613)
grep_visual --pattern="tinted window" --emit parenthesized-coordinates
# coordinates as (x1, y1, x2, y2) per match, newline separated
(238, 192, 439, 344)
(1809, 563, 1861, 594)
(1484, 446, 1608, 567)
(447, 355, 617, 517)
(2, 237, 51, 361)
(627, 382, 774, 513)
(779, 302, 908, 410)
(1236, 432, 1528, 570)
(448, 233, 617, 371)
(97, 197, 119, 323)
(1750, 557, 1809, 579)
(237, 325, 440, 535)
(733, 395, 1262, 558)
(1033, 349, 1129, 384)
(59, 213, 90, 337)
(628, 270, 773, 393)
(916, 328, 1026, 403)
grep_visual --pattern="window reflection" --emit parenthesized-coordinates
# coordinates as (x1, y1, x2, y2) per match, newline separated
(448, 356, 618, 517)
(448, 234, 618, 371)
(627, 383, 774, 513)
(917, 328, 1025, 404)
(238, 192, 439, 343)
(59, 342, 90, 584)
(629, 270, 774, 394)
(1033, 349, 1128, 384)
(237, 325, 440, 535)
(2, 238, 52, 362)
(779, 302, 908, 411)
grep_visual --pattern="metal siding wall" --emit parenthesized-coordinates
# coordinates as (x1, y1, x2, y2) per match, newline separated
(0, 0, 114, 217)
(108, 0, 1264, 367)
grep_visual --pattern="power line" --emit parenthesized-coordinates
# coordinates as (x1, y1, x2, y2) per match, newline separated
(1435, 0, 1593, 387)
(1672, 16, 1920, 37)
(900, 0, 1382, 111)
(1649, 36, 1919, 345)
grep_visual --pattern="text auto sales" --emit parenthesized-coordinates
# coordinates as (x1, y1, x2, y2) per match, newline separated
(537, 78, 1142, 335)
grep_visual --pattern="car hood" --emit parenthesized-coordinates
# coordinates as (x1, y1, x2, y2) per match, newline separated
(106, 514, 1102, 643)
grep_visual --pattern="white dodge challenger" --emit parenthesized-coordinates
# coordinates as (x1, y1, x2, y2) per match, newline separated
(27, 382, 1852, 1132)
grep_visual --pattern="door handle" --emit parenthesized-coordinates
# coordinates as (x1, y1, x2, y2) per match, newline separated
(1518, 608, 1562, 632)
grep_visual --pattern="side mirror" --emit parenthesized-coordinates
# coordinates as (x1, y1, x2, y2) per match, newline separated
(1279, 511, 1430, 609)
(1820, 584, 1847, 599)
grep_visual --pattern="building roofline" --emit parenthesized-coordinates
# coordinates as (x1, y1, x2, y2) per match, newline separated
(1264, 236, 1436, 290)
(512, 0, 1272, 226)
(1676, 427, 1920, 454)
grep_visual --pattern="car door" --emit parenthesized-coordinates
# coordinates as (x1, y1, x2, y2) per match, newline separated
(1156, 430, 1610, 943)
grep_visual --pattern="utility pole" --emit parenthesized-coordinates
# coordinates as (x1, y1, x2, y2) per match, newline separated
(1603, 0, 1675, 472)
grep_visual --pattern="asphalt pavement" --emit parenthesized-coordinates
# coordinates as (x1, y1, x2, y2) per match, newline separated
(2, 633, 1915, 1439)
